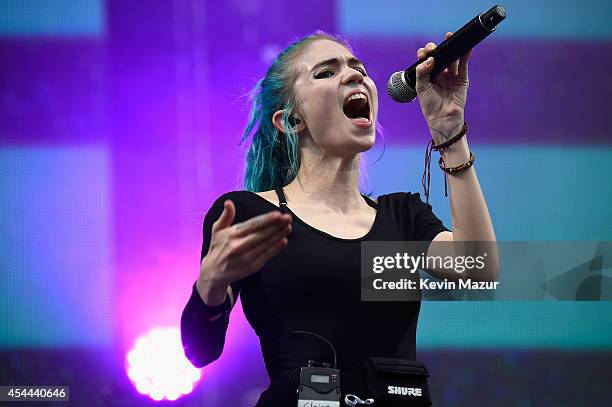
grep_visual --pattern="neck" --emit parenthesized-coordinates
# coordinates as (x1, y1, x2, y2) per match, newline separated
(283, 151, 365, 214)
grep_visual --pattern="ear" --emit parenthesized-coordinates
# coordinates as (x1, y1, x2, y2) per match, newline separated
(272, 110, 305, 134)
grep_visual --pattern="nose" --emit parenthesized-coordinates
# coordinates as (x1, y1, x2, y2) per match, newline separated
(342, 66, 365, 85)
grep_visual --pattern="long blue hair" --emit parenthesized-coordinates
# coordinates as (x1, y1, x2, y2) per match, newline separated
(240, 31, 383, 193)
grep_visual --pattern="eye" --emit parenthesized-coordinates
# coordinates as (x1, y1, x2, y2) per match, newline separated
(354, 67, 368, 76)
(314, 70, 334, 79)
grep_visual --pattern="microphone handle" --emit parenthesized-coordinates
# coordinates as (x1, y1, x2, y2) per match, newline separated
(403, 7, 500, 89)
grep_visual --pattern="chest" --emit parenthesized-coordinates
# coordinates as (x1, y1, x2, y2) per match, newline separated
(288, 204, 377, 240)
(238, 206, 408, 321)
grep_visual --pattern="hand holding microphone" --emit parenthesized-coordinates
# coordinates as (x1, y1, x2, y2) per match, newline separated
(387, 5, 506, 143)
(387, 5, 506, 103)
(414, 31, 473, 144)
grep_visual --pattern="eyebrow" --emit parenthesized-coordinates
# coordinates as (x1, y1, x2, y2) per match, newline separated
(310, 56, 366, 73)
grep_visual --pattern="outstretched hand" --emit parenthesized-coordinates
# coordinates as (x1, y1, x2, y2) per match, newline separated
(415, 31, 473, 144)
(197, 199, 292, 305)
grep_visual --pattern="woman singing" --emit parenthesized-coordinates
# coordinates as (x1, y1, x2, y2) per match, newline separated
(181, 31, 497, 406)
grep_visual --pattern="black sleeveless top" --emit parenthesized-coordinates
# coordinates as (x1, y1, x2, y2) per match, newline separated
(181, 188, 448, 406)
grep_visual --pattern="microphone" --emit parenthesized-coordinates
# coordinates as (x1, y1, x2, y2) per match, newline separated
(387, 4, 506, 103)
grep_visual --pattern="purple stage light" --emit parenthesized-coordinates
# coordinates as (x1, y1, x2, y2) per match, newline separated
(126, 327, 201, 401)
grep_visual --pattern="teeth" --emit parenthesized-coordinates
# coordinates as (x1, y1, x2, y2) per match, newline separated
(344, 92, 368, 105)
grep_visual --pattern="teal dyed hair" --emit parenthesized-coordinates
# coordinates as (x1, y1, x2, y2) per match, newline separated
(240, 31, 380, 193)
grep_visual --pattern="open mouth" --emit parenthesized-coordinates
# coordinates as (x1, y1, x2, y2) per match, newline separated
(343, 92, 371, 125)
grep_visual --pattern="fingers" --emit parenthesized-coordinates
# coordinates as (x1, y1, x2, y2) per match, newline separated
(440, 31, 471, 78)
(228, 211, 291, 276)
(212, 200, 236, 233)
(249, 236, 288, 271)
(445, 32, 459, 76)
(458, 47, 472, 80)
(415, 42, 436, 93)
(416, 32, 471, 83)
(232, 210, 291, 237)
(232, 219, 292, 257)
(416, 42, 436, 61)
(415, 56, 435, 94)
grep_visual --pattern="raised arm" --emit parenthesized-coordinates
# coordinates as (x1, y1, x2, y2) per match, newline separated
(414, 32, 499, 281)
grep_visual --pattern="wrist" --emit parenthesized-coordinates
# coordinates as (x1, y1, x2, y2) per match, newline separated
(428, 119, 464, 144)
(196, 274, 228, 306)
(440, 137, 470, 167)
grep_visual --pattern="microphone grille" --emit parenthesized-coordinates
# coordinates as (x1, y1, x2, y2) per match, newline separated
(387, 71, 417, 103)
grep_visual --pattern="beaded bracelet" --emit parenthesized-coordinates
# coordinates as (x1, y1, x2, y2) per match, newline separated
(437, 151, 475, 198)
(439, 152, 475, 174)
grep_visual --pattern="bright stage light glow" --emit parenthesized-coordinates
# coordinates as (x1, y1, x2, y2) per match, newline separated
(126, 327, 201, 401)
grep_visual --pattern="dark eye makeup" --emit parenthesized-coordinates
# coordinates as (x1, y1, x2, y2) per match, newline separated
(355, 67, 368, 76)
(314, 66, 368, 79)
(314, 70, 334, 79)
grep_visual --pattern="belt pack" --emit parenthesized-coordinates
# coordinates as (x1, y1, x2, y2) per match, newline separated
(363, 357, 432, 406)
